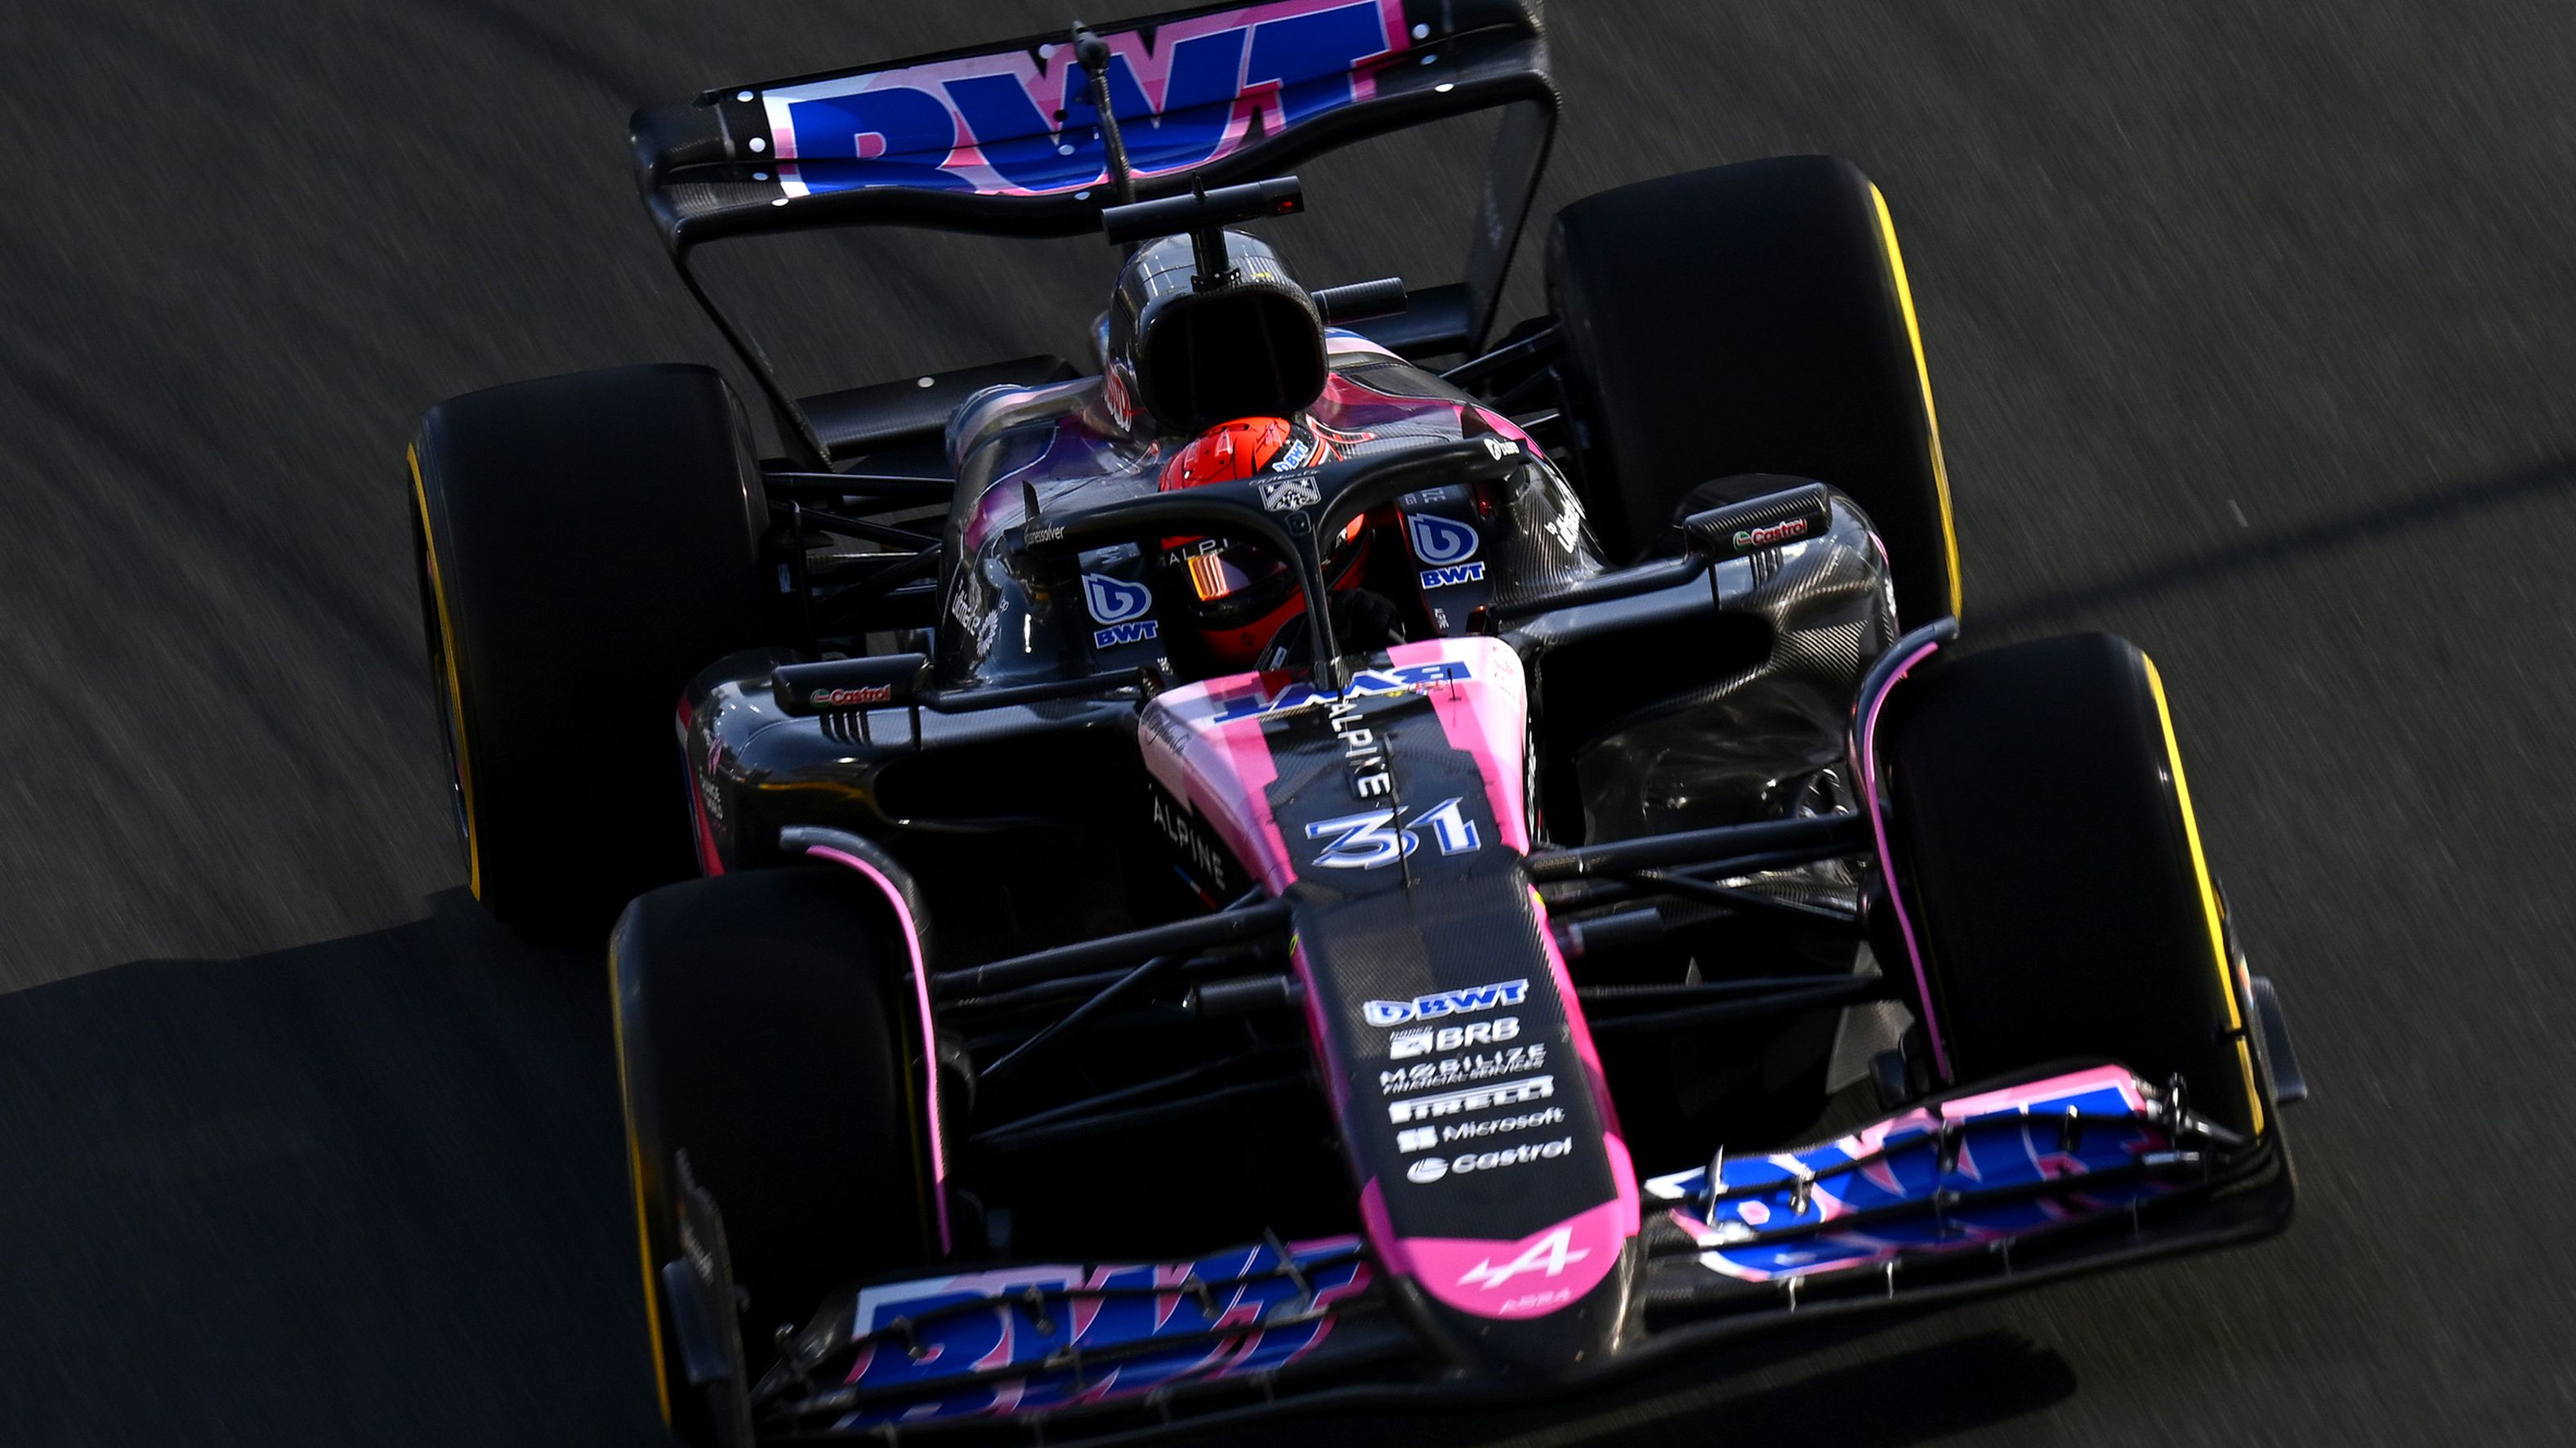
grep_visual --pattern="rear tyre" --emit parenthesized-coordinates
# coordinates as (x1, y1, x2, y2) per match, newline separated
(612, 868, 935, 1442)
(408, 364, 772, 928)
(1884, 634, 2265, 1137)
(1547, 155, 1960, 627)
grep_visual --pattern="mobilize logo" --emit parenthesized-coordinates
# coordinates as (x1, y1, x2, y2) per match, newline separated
(1381, 1044, 1544, 1096)
(1365, 979, 1527, 1027)
(1386, 1074, 1552, 1125)
(810, 684, 894, 707)
(1395, 1105, 1565, 1151)
(1304, 797, 1481, 869)
(1082, 574, 1159, 650)
(1733, 517, 1810, 549)
(1388, 1016, 1520, 1060)
(1403, 1135, 1573, 1184)
(1457, 1225, 1590, 1291)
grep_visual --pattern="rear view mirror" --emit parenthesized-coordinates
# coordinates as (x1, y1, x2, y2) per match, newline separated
(770, 655, 931, 716)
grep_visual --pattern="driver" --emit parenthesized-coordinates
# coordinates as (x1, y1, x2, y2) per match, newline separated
(1154, 415, 1380, 671)
(1102, 231, 1407, 671)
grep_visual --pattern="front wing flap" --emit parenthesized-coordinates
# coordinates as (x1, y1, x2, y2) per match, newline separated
(739, 1062, 2286, 1439)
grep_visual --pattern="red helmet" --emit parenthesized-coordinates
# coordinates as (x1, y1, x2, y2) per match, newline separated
(1156, 417, 1370, 670)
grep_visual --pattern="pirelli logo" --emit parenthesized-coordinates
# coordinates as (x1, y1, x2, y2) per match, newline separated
(1386, 1075, 1555, 1125)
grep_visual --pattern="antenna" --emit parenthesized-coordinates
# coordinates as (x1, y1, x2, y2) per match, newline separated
(1100, 175, 1306, 289)
(1069, 24, 1135, 207)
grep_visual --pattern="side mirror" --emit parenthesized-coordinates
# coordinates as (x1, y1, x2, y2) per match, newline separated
(771, 655, 931, 716)
(1679, 480, 1834, 560)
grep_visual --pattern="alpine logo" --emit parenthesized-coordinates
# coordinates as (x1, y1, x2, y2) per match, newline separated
(1365, 978, 1527, 1026)
(1418, 561, 1487, 589)
(1405, 512, 1480, 565)
(1456, 1225, 1590, 1291)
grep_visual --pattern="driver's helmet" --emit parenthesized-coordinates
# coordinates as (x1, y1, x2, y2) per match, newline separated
(1156, 415, 1369, 669)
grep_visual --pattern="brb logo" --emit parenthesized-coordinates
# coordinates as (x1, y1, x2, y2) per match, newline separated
(762, 0, 1408, 198)
(1083, 574, 1159, 649)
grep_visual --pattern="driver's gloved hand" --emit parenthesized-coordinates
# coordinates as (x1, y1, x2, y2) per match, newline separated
(1255, 588, 1409, 672)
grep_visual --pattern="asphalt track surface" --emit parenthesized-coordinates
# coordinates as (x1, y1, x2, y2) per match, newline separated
(4, 2, 2574, 1443)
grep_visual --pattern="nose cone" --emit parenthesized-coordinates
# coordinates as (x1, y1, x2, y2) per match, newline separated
(1365, 1185, 1639, 1378)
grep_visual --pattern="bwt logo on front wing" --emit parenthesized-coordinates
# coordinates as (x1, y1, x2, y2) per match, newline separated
(1364, 978, 1527, 1026)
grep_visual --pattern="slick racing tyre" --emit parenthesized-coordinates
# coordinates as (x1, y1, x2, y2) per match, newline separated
(1547, 155, 1960, 628)
(408, 364, 771, 928)
(1883, 633, 2266, 1138)
(612, 868, 937, 1444)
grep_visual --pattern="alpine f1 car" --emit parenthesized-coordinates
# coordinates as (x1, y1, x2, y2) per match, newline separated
(404, 2, 2306, 1441)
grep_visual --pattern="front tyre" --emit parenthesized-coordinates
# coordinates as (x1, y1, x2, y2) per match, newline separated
(1885, 634, 2266, 1137)
(612, 868, 937, 1444)
(409, 364, 772, 928)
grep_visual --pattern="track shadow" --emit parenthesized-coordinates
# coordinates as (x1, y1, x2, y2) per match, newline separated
(0, 892, 663, 1448)
(0, 892, 2074, 1448)
(1220, 1325, 2074, 1448)
(1568, 1330, 2078, 1447)
(1983, 451, 2576, 628)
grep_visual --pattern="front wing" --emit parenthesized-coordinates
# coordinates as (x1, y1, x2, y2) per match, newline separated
(687, 1061, 2290, 1441)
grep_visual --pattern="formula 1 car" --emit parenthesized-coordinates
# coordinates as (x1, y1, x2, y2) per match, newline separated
(404, 2, 2304, 1441)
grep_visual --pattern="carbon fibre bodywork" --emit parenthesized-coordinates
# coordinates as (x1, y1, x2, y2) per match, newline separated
(677, 341, 1886, 955)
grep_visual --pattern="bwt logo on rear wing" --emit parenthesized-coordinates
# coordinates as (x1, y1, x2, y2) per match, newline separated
(761, 0, 1410, 199)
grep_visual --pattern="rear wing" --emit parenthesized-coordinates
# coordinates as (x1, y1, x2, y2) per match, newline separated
(627, 0, 1557, 464)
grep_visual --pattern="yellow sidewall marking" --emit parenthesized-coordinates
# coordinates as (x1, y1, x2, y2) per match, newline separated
(607, 939, 676, 1427)
(1868, 185, 1965, 621)
(2141, 655, 2266, 1137)
(408, 445, 483, 900)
